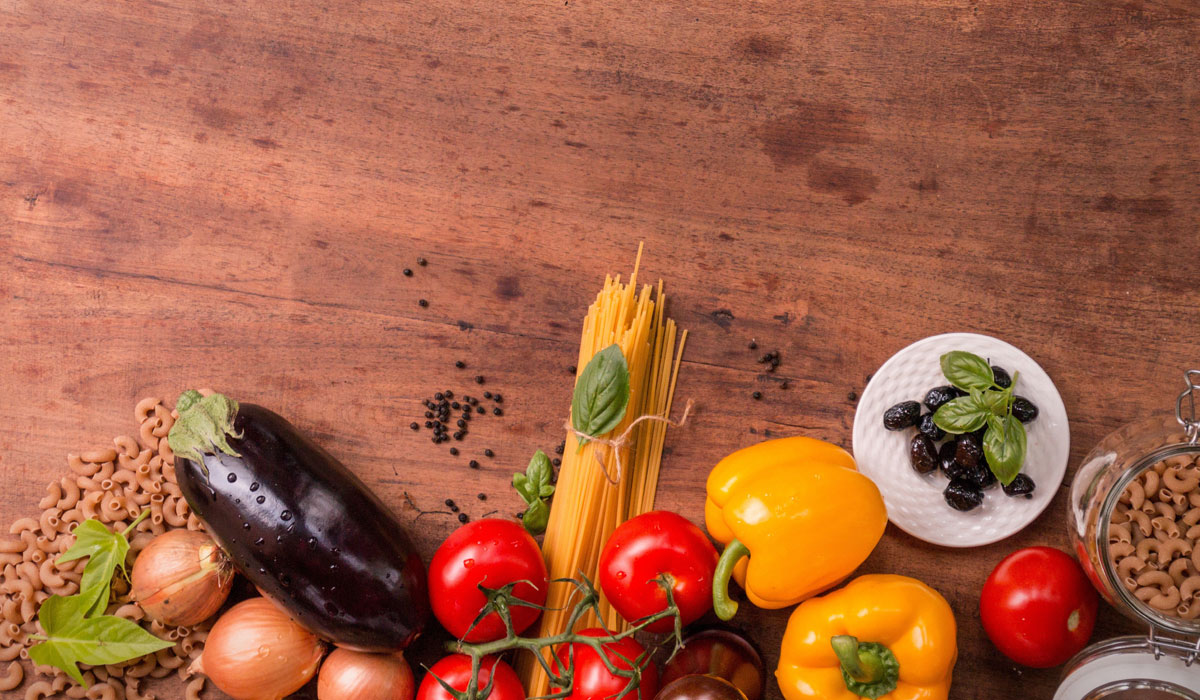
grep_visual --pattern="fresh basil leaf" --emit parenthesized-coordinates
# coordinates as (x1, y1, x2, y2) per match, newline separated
(571, 344, 630, 446)
(973, 388, 1010, 417)
(512, 473, 533, 503)
(940, 351, 995, 391)
(984, 414, 1026, 486)
(30, 616, 173, 687)
(526, 450, 553, 497)
(932, 396, 989, 434)
(521, 499, 550, 536)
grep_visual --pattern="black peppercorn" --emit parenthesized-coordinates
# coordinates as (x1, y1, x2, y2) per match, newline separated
(434, 392, 444, 401)
(483, 391, 492, 399)
(451, 402, 460, 409)
(409, 422, 419, 430)
(493, 394, 503, 403)
(424, 421, 433, 428)
(568, 365, 577, 373)
(444, 391, 454, 399)
(418, 299, 428, 307)
(468, 460, 479, 469)
(484, 449, 494, 458)
(403, 268, 413, 276)
(476, 405, 485, 414)
(449, 447, 459, 455)
(457, 513, 468, 524)
(457, 419, 466, 428)
(475, 375, 485, 384)
(417, 257, 427, 266)
(455, 360, 465, 369)
(445, 498, 455, 507)
(453, 432, 464, 440)
(752, 391, 762, 400)
(748, 340, 757, 349)
(477, 493, 487, 500)
(493, 408, 503, 416)
(552, 458, 561, 467)
(781, 381, 789, 389)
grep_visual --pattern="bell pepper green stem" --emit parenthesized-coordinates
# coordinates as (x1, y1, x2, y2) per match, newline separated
(713, 538, 750, 621)
(830, 635, 900, 699)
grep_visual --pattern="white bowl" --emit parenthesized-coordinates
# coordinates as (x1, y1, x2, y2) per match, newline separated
(852, 332, 1069, 548)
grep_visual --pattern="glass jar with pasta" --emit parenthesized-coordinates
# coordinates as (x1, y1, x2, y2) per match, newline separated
(1058, 371, 1200, 699)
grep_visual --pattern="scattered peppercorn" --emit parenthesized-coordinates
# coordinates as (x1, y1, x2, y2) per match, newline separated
(417, 257, 428, 266)
(483, 391, 492, 399)
(848, 390, 858, 401)
(458, 513, 469, 523)
(409, 422, 419, 431)
(475, 375, 485, 384)
(554, 442, 565, 455)
(493, 394, 503, 403)
(403, 268, 413, 276)
(445, 499, 456, 508)
(455, 360, 465, 368)
(468, 460, 480, 469)
(748, 340, 757, 349)
(418, 299, 429, 307)
(453, 432, 464, 440)
(476, 405, 485, 414)
(568, 365, 577, 373)
(752, 391, 762, 400)
(449, 447, 459, 456)
(434, 393, 444, 401)
(552, 458, 561, 467)
(493, 408, 503, 416)
(484, 449, 494, 458)
(781, 381, 789, 389)
(444, 391, 454, 399)
(477, 493, 487, 500)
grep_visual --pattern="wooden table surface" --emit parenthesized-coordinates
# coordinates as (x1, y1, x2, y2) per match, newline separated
(4, 0, 1200, 698)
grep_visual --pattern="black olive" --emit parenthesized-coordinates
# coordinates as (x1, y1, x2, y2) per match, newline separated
(991, 366, 1012, 388)
(909, 434, 938, 474)
(923, 386, 959, 412)
(1012, 396, 1039, 423)
(917, 413, 946, 442)
(883, 401, 921, 431)
(938, 441, 958, 474)
(944, 478, 985, 511)
(954, 434, 982, 468)
(965, 464, 997, 489)
(1003, 473, 1036, 498)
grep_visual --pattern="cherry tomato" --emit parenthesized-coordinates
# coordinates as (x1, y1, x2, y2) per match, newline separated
(417, 654, 526, 700)
(979, 546, 1098, 668)
(660, 630, 764, 700)
(428, 519, 548, 642)
(553, 628, 659, 700)
(599, 511, 719, 633)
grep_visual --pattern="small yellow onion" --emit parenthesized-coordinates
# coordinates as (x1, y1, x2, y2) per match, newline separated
(191, 597, 326, 700)
(131, 530, 232, 626)
(318, 648, 415, 700)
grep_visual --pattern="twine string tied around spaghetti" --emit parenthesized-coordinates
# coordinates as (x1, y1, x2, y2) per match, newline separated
(564, 398, 694, 485)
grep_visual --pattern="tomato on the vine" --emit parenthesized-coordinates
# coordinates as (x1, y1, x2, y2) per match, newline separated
(428, 519, 548, 642)
(553, 628, 659, 700)
(599, 511, 718, 632)
(980, 546, 1098, 668)
(417, 654, 526, 700)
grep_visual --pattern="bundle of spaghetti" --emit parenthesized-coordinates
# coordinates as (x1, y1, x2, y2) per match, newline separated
(520, 248, 687, 697)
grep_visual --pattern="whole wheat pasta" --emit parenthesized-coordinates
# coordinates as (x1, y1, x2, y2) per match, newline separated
(114, 436, 139, 460)
(1152, 516, 1181, 539)
(37, 561, 63, 591)
(1111, 542, 1135, 560)
(24, 679, 54, 700)
(37, 485, 61, 512)
(1134, 585, 1161, 602)
(0, 539, 23, 555)
(161, 498, 186, 528)
(155, 649, 183, 669)
(1152, 501, 1176, 519)
(0, 644, 21, 662)
(113, 604, 143, 622)
(158, 439, 174, 466)
(1109, 522, 1132, 543)
(3, 599, 21, 625)
(1159, 538, 1192, 560)
(1181, 575, 1200, 600)
(1143, 470, 1161, 495)
(0, 554, 20, 568)
(1123, 482, 1146, 509)
(138, 420, 160, 451)
(185, 514, 202, 532)
(85, 682, 117, 700)
(38, 511, 60, 539)
(160, 463, 176, 484)
(67, 455, 99, 477)
(124, 679, 152, 700)
(152, 406, 174, 437)
(111, 469, 137, 491)
(0, 660, 23, 691)
(32, 537, 53, 556)
(135, 398, 160, 423)
(1191, 491, 1200, 507)
(1129, 509, 1153, 536)
(4, 578, 33, 600)
(1165, 467, 1200, 493)
(1150, 586, 1182, 610)
(80, 491, 103, 520)
(9, 520, 38, 536)
(82, 449, 118, 465)
(184, 677, 205, 700)
(1137, 570, 1175, 589)
(100, 496, 126, 523)
(1168, 557, 1194, 585)
(123, 656, 155, 679)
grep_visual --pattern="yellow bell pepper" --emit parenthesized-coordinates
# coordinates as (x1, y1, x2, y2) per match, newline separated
(706, 436, 887, 619)
(777, 575, 957, 700)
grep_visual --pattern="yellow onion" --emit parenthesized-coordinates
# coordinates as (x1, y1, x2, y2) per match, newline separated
(131, 530, 232, 626)
(191, 597, 326, 700)
(317, 648, 415, 700)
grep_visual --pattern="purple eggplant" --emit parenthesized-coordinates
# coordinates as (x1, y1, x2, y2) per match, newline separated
(168, 390, 428, 651)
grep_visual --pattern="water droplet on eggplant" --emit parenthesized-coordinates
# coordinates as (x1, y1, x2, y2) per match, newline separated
(325, 602, 339, 616)
(256, 495, 265, 504)
(227, 473, 237, 483)
(249, 482, 259, 492)
(280, 510, 292, 521)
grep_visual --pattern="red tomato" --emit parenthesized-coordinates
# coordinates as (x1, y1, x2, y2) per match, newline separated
(417, 654, 526, 700)
(428, 519, 548, 642)
(553, 628, 659, 700)
(599, 511, 718, 633)
(980, 546, 1098, 668)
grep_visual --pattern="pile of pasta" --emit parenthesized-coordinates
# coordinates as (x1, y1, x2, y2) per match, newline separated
(1110, 454, 1200, 620)
(519, 248, 687, 698)
(0, 397, 210, 700)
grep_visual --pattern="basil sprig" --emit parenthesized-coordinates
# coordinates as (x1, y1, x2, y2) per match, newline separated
(29, 512, 173, 686)
(931, 350, 1027, 486)
(570, 344, 630, 448)
(513, 450, 556, 535)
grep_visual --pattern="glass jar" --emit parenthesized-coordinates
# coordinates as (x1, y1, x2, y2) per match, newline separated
(1060, 371, 1200, 698)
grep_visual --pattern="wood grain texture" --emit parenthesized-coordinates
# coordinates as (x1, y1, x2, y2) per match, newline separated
(2, 0, 1199, 697)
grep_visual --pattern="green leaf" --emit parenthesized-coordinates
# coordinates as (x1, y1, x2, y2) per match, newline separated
(940, 351, 995, 392)
(56, 519, 131, 617)
(984, 414, 1027, 486)
(972, 388, 1011, 417)
(513, 451, 555, 536)
(932, 396, 989, 434)
(30, 616, 173, 687)
(570, 344, 630, 446)
(522, 499, 550, 536)
(38, 595, 90, 636)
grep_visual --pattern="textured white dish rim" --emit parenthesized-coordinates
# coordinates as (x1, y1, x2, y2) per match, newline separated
(852, 332, 1070, 548)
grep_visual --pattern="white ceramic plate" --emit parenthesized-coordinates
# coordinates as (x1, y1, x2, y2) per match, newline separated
(852, 332, 1069, 547)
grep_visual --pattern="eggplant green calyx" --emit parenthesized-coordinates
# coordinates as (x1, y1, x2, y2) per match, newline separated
(168, 390, 243, 468)
(830, 635, 899, 699)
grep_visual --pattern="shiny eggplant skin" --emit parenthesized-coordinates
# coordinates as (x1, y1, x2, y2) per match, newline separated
(175, 403, 429, 651)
